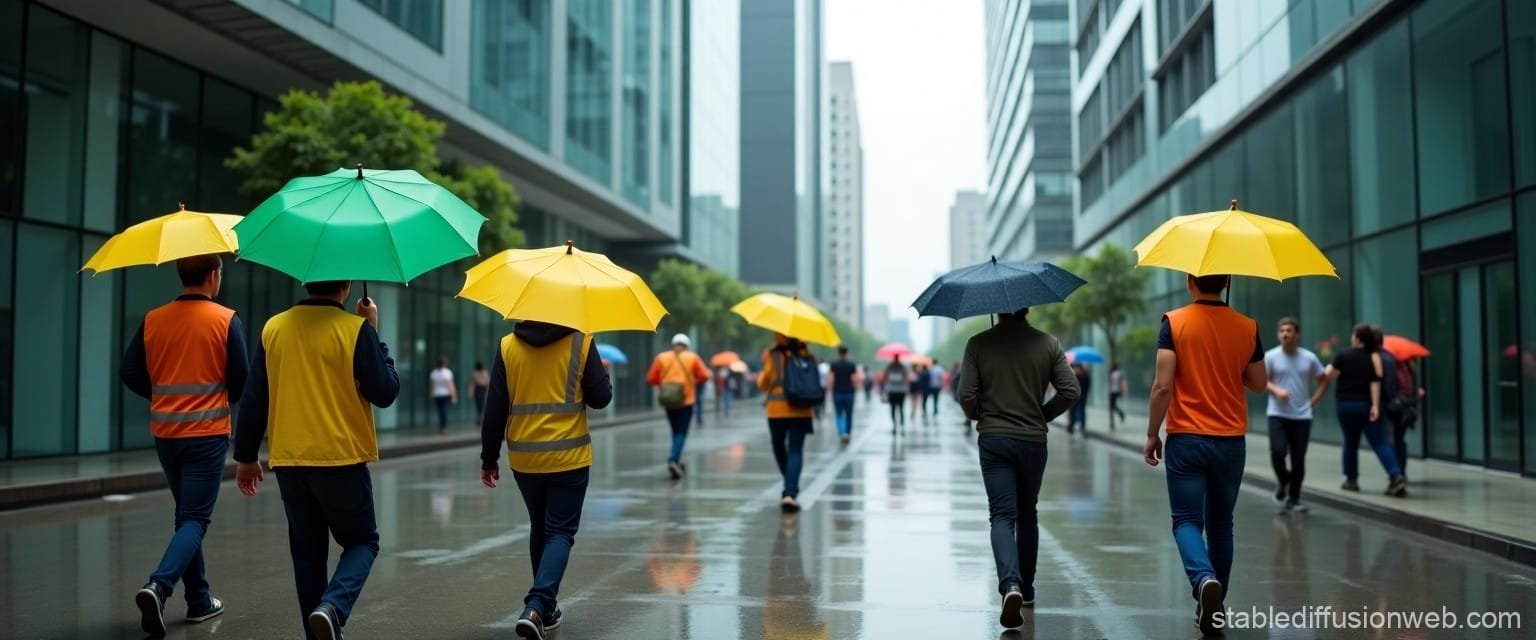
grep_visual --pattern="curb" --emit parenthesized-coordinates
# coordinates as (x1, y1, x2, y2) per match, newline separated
(0, 411, 662, 512)
(1083, 430, 1536, 569)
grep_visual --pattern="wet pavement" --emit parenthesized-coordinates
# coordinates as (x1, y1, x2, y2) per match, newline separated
(2, 405, 1533, 639)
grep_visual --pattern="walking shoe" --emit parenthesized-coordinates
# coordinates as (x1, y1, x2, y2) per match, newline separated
(1285, 500, 1310, 513)
(1000, 585, 1025, 629)
(1385, 475, 1408, 497)
(780, 495, 801, 512)
(544, 607, 563, 631)
(515, 607, 547, 640)
(135, 582, 169, 637)
(840, 435, 851, 446)
(308, 602, 342, 640)
(1341, 479, 1360, 492)
(1274, 485, 1287, 504)
(1195, 578, 1224, 636)
(666, 460, 684, 480)
(186, 596, 225, 623)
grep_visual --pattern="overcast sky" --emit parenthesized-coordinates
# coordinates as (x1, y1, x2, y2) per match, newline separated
(826, 0, 988, 351)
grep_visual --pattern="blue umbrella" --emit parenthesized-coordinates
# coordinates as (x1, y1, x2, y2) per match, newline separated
(911, 257, 1087, 319)
(1066, 346, 1105, 364)
(596, 342, 628, 365)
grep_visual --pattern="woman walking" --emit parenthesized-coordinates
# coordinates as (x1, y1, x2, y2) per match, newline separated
(909, 363, 928, 423)
(430, 357, 458, 434)
(1109, 361, 1127, 424)
(758, 334, 817, 512)
(1325, 325, 1407, 496)
(884, 356, 910, 433)
(469, 361, 491, 426)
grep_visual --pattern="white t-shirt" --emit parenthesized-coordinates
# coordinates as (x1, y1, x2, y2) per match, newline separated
(1265, 347, 1324, 419)
(430, 367, 455, 398)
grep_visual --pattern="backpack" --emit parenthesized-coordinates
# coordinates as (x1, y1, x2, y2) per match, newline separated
(657, 353, 690, 409)
(779, 351, 825, 408)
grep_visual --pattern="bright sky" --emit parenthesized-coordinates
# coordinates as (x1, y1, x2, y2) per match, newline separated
(826, 0, 988, 351)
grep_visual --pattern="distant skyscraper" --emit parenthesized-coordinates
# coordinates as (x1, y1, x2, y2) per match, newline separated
(949, 190, 989, 267)
(889, 318, 912, 349)
(825, 61, 864, 328)
(865, 303, 891, 343)
(983, 0, 1072, 260)
(684, 0, 741, 276)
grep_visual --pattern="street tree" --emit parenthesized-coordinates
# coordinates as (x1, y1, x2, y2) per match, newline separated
(1061, 243, 1152, 430)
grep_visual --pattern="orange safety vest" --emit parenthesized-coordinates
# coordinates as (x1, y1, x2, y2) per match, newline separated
(1164, 303, 1258, 437)
(143, 299, 236, 438)
(759, 348, 815, 420)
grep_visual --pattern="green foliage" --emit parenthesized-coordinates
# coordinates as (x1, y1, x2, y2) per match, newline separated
(649, 259, 711, 339)
(227, 80, 523, 253)
(812, 315, 879, 366)
(1060, 243, 1152, 429)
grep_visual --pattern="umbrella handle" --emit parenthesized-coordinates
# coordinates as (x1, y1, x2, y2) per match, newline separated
(363, 281, 369, 303)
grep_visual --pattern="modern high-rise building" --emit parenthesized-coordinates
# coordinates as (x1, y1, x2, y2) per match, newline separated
(949, 190, 990, 267)
(889, 318, 912, 350)
(0, 0, 688, 458)
(1071, 0, 1536, 477)
(682, 0, 740, 276)
(738, 0, 825, 301)
(865, 303, 891, 343)
(824, 61, 863, 328)
(982, 0, 1074, 261)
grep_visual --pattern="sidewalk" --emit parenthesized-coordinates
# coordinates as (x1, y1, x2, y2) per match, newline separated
(1078, 407, 1536, 567)
(0, 409, 661, 511)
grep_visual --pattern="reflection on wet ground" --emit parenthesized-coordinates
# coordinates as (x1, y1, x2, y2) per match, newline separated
(2, 405, 1532, 638)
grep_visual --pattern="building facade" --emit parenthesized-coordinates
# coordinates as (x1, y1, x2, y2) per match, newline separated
(1071, 0, 1536, 476)
(824, 61, 863, 328)
(738, 0, 824, 301)
(983, 0, 1074, 261)
(0, 0, 689, 459)
(949, 190, 990, 267)
(681, 0, 740, 277)
(864, 303, 891, 343)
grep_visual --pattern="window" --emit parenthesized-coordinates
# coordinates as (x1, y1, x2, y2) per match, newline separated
(126, 50, 198, 225)
(0, 0, 21, 215)
(1518, 193, 1536, 473)
(1103, 22, 1143, 122)
(471, 0, 551, 147)
(22, 8, 89, 226)
(358, 0, 443, 50)
(658, 0, 674, 205)
(1412, 0, 1509, 215)
(1157, 0, 1205, 55)
(1076, 3, 1101, 75)
(12, 224, 79, 456)
(1294, 69, 1350, 248)
(622, 0, 650, 205)
(199, 78, 255, 213)
(283, 0, 333, 22)
(1158, 20, 1214, 130)
(1348, 21, 1413, 235)
(1353, 228, 1418, 337)
(565, 0, 612, 183)
(1512, 0, 1536, 187)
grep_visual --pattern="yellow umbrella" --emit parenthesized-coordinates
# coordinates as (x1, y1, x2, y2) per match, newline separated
(1133, 200, 1338, 280)
(80, 205, 242, 273)
(457, 241, 668, 333)
(730, 293, 842, 347)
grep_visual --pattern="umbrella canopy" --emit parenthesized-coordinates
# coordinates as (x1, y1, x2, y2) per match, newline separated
(730, 293, 841, 347)
(458, 241, 668, 334)
(81, 206, 241, 273)
(912, 258, 1087, 319)
(1381, 335, 1430, 362)
(875, 342, 913, 361)
(728, 360, 750, 374)
(1132, 200, 1337, 280)
(596, 342, 628, 365)
(234, 166, 484, 283)
(710, 351, 742, 367)
(1066, 346, 1105, 364)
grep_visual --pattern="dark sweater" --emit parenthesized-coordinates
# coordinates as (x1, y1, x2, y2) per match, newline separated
(958, 316, 1080, 442)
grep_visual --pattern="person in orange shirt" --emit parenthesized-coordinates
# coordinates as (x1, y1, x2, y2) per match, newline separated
(759, 334, 817, 512)
(647, 334, 711, 480)
(1142, 274, 1267, 636)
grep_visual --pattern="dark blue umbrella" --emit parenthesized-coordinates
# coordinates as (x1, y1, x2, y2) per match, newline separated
(911, 257, 1086, 319)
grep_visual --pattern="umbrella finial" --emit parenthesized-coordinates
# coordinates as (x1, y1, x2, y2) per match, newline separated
(565, 239, 574, 255)
(356, 163, 364, 179)
(1229, 199, 1238, 210)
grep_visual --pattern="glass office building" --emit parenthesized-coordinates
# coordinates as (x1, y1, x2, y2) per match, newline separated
(681, 0, 741, 277)
(0, 0, 687, 459)
(1071, 0, 1536, 475)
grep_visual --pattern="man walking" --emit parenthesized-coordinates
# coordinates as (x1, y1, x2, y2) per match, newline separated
(646, 334, 711, 479)
(120, 255, 248, 638)
(480, 319, 611, 640)
(958, 307, 1079, 630)
(1265, 317, 1328, 512)
(234, 281, 400, 640)
(926, 362, 946, 417)
(827, 346, 859, 445)
(1143, 274, 1267, 637)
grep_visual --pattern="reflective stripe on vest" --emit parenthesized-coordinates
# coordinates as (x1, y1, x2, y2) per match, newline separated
(507, 434, 592, 452)
(144, 300, 234, 438)
(153, 382, 227, 395)
(150, 407, 232, 423)
(507, 331, 586, 416)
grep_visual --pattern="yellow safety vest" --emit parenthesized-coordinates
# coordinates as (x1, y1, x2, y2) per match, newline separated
(263, 306, 378, 467)
(501, 330, 594, 474)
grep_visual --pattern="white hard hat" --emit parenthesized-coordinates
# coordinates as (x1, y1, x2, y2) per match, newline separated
(671, 333, 691, 348)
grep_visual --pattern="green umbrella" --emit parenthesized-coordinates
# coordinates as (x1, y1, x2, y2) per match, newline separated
(234, 165, 485, 285)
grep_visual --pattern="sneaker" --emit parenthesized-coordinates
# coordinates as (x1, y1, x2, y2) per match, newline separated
(1195, 578, 1224, 636)
(1341, 479, 1360, 492)
(1274, 485, 1287, 505)
(666, 460, 684, 480)
(1000, 585, 1025, 629)
(780, 495, 801, 512)
(1385, 475, 1407, 497)
(1285, 500, 1310, 513)
(307, 602, 342, 640)
(543, 607, 563, 631)
(840, 435, 851, 446)
(135, 582, 169, 637)
(1021, 586, 1035, 607)
(515, 607, 547, 640)
(186, 596, 225, 623)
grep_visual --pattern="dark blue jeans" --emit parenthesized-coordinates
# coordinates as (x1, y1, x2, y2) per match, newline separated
(978, 436, 1048, 596)
(1268, 417, 1311, 502)
(1336, 399, 1402, 481)
(1164, 434, 1246, 600)
(833, 392, 856, 437)
(276, 464, 380, 639)
(666, 405, 694, 462)
(514, 467, 589, 618)
(768, 418, 813, 497)
(1067, 400, 1087, 432)
(435, 395, 452, 429)
(149, 435, 228, 608)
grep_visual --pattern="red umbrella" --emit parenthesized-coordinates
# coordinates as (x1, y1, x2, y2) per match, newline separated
(1382, 335, 1430, 361)
(875, 342, 913, 360)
